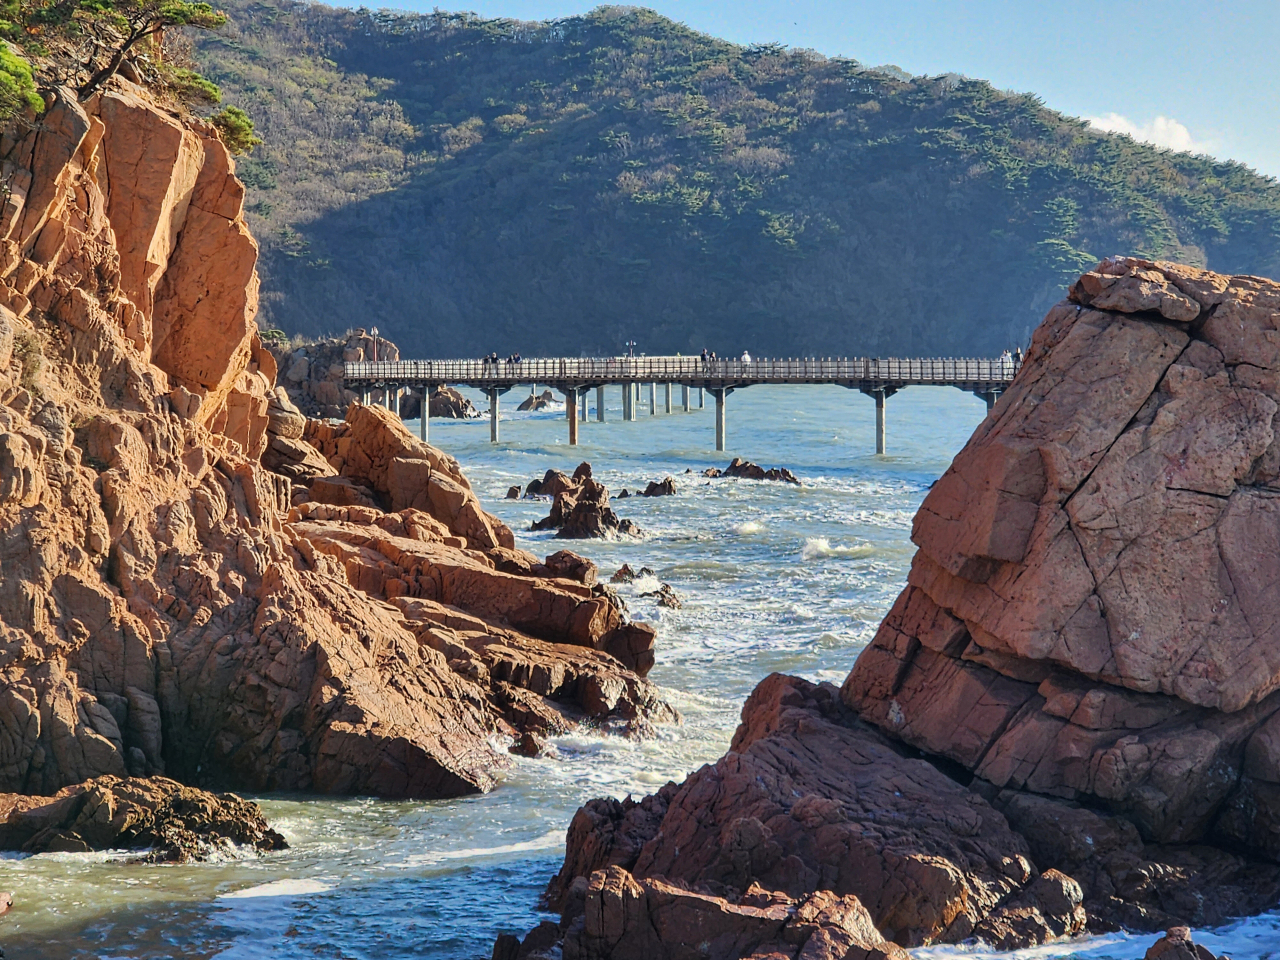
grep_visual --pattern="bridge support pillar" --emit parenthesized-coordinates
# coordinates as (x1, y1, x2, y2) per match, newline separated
(712, 388, 727, 451)
(623, 383, 635, 421)
(699, 387, 705, 409)
(649, 382, 656, 416)
(360, 387, 369, 405)
(580, 388, 589, 422)
(664, 383, 672, 414)
(596, 386, 606, 422)
(566, 390, 578, 445)
(489, 389, 500, 443)
(985, 389, 1001, 413)
(419, 383, 430, 443)
(682, 385, 690, 412)
(875, 390, 886, 455)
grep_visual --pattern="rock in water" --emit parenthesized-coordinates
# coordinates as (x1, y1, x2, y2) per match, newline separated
(517, 389, 556, 412)
(427, 385, 480, 419)
(0, 776, 285, 862)
(1145, 927, 1226, 960)
(530, 462, 643, 538)
(709, 458, 801, 483)
(640, 477, 676, 496)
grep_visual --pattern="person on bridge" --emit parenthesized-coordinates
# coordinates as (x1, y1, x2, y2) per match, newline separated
(741, 350, 752, 362)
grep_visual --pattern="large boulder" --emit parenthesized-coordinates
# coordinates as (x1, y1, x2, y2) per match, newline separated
(844, 258, 1280, 854)
(543, 675, 1085, 949)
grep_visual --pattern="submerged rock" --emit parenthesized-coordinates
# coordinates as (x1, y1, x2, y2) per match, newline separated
(0, 776, 285, 862)
(639, 583, 682, 608)
(1146, 927, 1228, 960)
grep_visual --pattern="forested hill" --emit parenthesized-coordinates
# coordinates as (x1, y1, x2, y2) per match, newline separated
(193, 2, 1280, 359)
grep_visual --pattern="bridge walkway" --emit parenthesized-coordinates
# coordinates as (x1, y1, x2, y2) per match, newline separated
(343, 356, 1020, 454)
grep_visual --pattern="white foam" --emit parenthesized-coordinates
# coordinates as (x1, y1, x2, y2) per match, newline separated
(219, 879, 334, 900)
(801, 537, 872, 560)
(732, 520, 764, 534)
(399, 830, 563, 867)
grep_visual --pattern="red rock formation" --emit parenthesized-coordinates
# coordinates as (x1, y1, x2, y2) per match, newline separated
(0, 82, 671, 804)
(543, 675, 1086, 949)
(844, 258, 1280, 854)
(521, 259, 1280, 953)
(0, 775, 285, 861)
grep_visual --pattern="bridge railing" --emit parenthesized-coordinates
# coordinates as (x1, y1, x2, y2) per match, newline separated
(344, 356, 1020, 384)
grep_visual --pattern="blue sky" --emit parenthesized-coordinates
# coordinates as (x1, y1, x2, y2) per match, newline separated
(366, 0, 1280, 179)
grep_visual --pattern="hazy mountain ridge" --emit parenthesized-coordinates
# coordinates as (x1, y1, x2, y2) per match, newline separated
(194, 1, 1280, 358)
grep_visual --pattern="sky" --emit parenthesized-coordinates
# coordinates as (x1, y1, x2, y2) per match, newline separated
(366, 0, 1280, 179)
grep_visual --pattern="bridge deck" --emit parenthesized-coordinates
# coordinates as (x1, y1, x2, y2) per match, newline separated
(343, 356, 1018, 390)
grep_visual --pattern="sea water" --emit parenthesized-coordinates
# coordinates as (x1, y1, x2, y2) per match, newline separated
(3, 384, 1278, 959)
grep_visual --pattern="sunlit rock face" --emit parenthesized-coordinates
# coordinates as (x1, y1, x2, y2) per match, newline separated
(845, 257, 1280, 852)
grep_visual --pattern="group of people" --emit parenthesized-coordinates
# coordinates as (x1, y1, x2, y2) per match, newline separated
(700, 349, 753, 364)
(999, 347, 1025, 365)
(481, 352, 522, 366)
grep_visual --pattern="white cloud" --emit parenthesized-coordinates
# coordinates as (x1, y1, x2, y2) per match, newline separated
(1085, 112, 1216, 156)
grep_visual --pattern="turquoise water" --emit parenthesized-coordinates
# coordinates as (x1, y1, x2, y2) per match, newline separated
(2, 384, 1276, 958)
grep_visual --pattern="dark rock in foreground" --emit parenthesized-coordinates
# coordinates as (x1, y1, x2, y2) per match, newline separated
(0, 776, 286, 862)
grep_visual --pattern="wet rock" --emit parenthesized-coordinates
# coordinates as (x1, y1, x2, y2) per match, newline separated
(546, 866, 908, 960)
(639, 583, 682, 609)
(640, 478, 676, 497)
(610, 564, 637, 584)
(531, 466, 643, 539)
(615, 488, 629, 498)
(1145, 927, 1226, 960)
(0, 776, 286, 862)
(708, 458, 801, 483)
(509, 732, 552, 758)
(506, 485, 521, 499)
(518, 389, 555, 412)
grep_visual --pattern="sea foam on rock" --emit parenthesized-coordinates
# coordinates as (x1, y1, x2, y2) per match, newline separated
(509, 259, 1280, 955)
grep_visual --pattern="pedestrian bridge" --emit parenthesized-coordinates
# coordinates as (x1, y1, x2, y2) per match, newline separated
(344, 356, 1020, 453)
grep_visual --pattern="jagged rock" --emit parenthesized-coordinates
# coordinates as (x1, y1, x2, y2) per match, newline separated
(639, 583, 681, 609)
(1145, 927, 1227, 960)
(843, 258, 1280, 855)
(0, 82, 672, 809)
(531, 465, 643, 539)
(541, 675, 1085, 949)
(506, 485, 520, 499)
(995, 789, 1280, 931)
(0, 775, 285, 862)
(708, 458, 801, 483)
(539, 865, 908, 960)
(640, 478, 675, 497)
(262, 328, 397, 419)
(517, 389, 555, 412)
(610, 564, 637, 584)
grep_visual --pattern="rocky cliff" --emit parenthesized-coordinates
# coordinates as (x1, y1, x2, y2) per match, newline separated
(0, 82, 670, 803)
(509, 259, 1280, 957)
